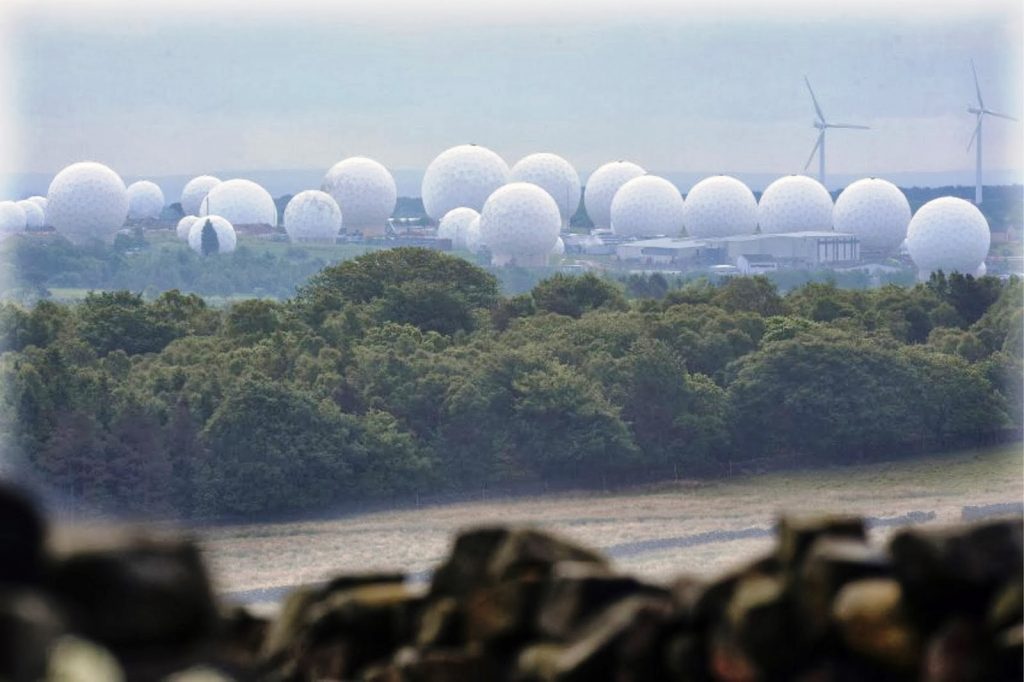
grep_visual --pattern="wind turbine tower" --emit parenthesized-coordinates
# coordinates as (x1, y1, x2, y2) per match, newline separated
(803, 76, 869, 188)
(967, 60, 1016, 205)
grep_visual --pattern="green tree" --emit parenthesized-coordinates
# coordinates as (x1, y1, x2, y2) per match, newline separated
(711, 276, 784, 316)
(200, 219, 219, 256)
(195, 379, 358, 515)
(532, 272, 628, 318)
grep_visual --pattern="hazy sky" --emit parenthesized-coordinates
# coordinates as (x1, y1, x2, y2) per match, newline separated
(1, 0, 1022, 188)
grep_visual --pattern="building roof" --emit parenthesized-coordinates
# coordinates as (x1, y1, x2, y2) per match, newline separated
(739, 253, 779, 264)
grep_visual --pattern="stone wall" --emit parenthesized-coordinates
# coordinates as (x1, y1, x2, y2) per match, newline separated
(1, 484, 1020, 681)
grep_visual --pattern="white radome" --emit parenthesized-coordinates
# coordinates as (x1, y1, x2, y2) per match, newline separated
(126, 181, 165, 220)
(479, 182, 560, 266)
(16, 200, 45, 229)
(199, 179, 277, 227)
(682, 175, 758, 238)
(438, 207, 480, 251)
(421, 144, 509, 221)
(465, 216, 483, 253)
(47, 161, 129, 244)
(975, 262, 987, 277)
(27, 196, 47, 223)
(610, 175, 685, 238)
(284, 190, 342, 243)
(833, 178, 911, 255)
(509, 153, 581, 226)
(0, 201, 27, 235)
(552, 236, 565, 256)
(320, 157, 396, 236)
(176, 215, 198, 241)
(906, 197, 990, 277)
(584, 161, 646, 229)
(180, 176, 221, 217)
(757, 175, 833, 233)
(188, 215, 237, 255)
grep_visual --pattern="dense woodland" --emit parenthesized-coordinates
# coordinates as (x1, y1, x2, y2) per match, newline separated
(0, 248, 1020, 519)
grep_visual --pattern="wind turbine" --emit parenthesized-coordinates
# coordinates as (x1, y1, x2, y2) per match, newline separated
(967, 60, 1016, 205)
(803, 76, 869, 188)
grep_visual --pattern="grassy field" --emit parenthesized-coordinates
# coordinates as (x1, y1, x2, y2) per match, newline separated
(192, 444, 1023, 600)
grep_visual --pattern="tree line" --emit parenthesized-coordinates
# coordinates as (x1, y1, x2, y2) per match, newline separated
(0, 248, 1019, 518)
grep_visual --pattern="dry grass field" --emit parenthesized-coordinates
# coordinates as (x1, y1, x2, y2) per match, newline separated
(194, 445, 1023, 602)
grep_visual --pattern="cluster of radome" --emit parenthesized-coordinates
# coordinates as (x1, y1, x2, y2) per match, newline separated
(7, 150, 993, 277)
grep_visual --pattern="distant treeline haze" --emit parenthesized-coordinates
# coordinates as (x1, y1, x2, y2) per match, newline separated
(0, 248, 1020, 518)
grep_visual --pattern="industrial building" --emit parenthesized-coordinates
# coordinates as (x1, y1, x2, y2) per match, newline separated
(615, 231, 861, 270)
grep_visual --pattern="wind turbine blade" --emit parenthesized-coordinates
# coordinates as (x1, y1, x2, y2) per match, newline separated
(828, 124, 870, 130)
(804, 131, 824, 171)
(967, 118, 981, 151)
(804, 76, 826, 123)
(984, 110, 1017, 121)
(971, 59, 984, 109)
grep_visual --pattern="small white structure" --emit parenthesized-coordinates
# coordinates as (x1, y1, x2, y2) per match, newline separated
(509, 153, 581, 227)
(47, 161, 129, 244)
(610, 175, 684, 238)
(421, 144, 509, 220)
(16, 200, 44, 229)
(283, 190, 342, 243)
(552, 236, 566, 257)
(437, 207, 480, 251)
(757, 175, 833, 234)
(479, 182, 560, 266)
(176, 215, 198, 241)
(180, 175, 221, 217)
(199, 179, 277, 227)
(736, 254, 780, 275)
(832, 178, 911, 257)
(0, 201, 27, 235)
(188, 215, 237, 255)
(320, 157, 397, 237)
(584, 161, 645, 229)
(906, 196, 990, 277)
(126, 181, 165, 221)
(682, 175, 758, 238)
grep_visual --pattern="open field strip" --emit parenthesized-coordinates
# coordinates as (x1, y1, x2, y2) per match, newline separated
(194, 445, 1022, 601)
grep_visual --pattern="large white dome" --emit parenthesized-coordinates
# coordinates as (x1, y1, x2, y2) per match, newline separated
(421, 144, 509, 221)
(16, 200, 44, 229)
(906, 197, 990, 276)
(180, 175, 221, 216)
(176, 215, 198, 241)
(832, 178, 911, 256)
(682, 175, 758, 238)
(584, 161, 646, 230)
(0, 201, 27, 235)
(509, 153, 581, 225)
(610, 175, 685, 238)
(320, 157, 396, 236)
(757, 175, 833, 233)
(438, 207, 480, 251)
(188, 215, 237, 255)
(199, 179, 277, 227)
(283, 190, 342, 243)
(479, 182, 560, 266)
(126, 180, 165, 220)
(47, 161, 129, 244)
(466, 215, 483, 253)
